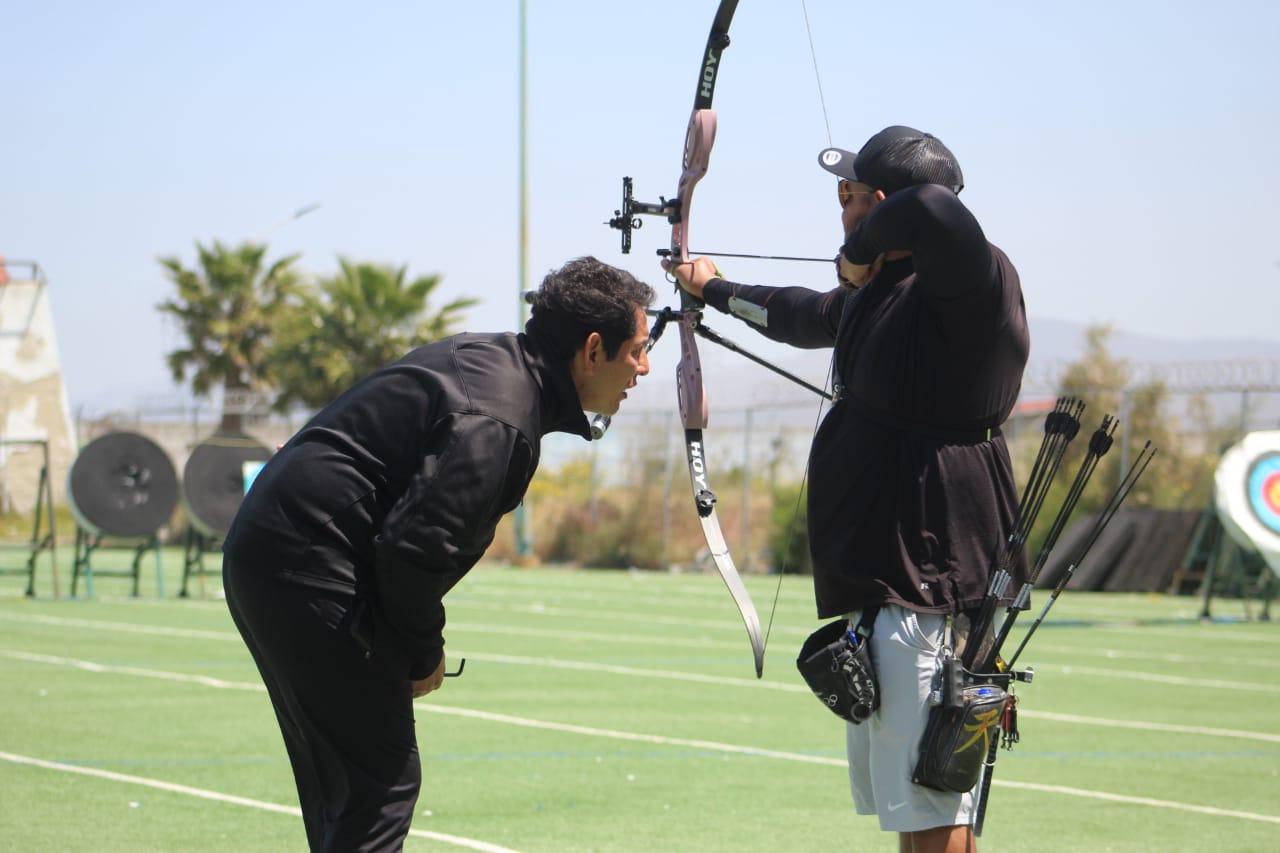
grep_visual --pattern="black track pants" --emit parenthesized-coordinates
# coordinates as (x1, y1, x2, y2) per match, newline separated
(224, 559, 421, 852)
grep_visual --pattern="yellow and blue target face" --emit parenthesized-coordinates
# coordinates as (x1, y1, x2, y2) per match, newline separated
(1247, 452, 1280, 535)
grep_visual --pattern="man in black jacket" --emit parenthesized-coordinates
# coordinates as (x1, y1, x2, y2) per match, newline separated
(222, 256, 653, 851)
(670, 127, 1028, 853)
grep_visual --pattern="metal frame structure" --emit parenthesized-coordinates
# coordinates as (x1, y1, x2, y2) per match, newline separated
(70, 527, 162, 598)
(0, 260, 48, 339)
(0, 438, 59, 596)
(179, 528, 218, 598)
(1177, 505, 1275, 621)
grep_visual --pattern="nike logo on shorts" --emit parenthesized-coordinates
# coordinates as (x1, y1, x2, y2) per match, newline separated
(887, 801, 907, 812)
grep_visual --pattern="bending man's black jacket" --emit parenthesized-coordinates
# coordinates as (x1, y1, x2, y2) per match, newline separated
(223, 332, 591, 678)
(703, 184, 1030, 618)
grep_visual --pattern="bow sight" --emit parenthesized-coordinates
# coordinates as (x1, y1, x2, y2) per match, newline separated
(606, 176, 681, 255)
(606, 176, 831, 264)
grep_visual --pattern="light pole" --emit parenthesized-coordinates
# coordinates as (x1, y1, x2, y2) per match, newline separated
(512, 0, 535, 562)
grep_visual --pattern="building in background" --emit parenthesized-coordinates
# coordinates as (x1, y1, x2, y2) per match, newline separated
(0, 257, 76, 511)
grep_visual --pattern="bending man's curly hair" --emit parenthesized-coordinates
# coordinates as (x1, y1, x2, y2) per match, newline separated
(525, 257, 655, 363)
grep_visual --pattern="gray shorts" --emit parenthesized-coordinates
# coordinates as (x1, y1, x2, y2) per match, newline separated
(845, 604, 976, 832)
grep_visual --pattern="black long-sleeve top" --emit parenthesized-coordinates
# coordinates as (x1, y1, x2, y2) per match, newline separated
(222, 331, 591, 677)
(702, 184, 1029, 618)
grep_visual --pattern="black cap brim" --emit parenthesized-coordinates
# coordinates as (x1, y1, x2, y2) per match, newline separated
(818, 147, 860, 181)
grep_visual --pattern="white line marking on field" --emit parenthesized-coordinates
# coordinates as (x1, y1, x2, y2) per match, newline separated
(13, 610, 1280, 692)
(12, 610, 1279, 694)
(421, 704, 842, 764)
(6, 650, 1280, 826)
(450, 598, 815, 637)
(1021, 710, 1280, 744)
(8, 612, 1280, 741)
(1034, 663, 1280, 693)
(453, 651, 803, 691)
(10, 648, 1280, 744)
(450, 655, 1280, 744)
(254, 711, 1280, 827)
(0, 612, 743, 653)
(447, 622, 743, 650)
(0, 612, 240, 641)
(1030, 643, 1280, 670)
(0, 750, 522, 852)
(994, 779, 1280, 825)
(454, 583, 804, 613)
(1093, 625, 1280, 644)
(464, 569, 816, 603)
(4, 650, 265, 691)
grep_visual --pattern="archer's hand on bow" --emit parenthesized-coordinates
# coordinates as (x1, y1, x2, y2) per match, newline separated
(662, 255, 721, 302)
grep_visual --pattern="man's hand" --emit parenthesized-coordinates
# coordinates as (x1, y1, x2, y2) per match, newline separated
(661, 255, 720, 301)
(411, 654, 447, 699)
(837, 253, 884, 290)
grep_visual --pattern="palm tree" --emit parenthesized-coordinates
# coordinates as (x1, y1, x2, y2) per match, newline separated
(157, 241, 301, 434)
(268, 259, 477, 411)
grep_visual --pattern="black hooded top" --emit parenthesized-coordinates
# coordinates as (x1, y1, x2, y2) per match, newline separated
(222, 330, 591, 676)
(702, 184, 1030, 618)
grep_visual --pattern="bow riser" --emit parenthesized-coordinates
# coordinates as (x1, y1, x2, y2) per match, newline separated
(676, 315, 710, 430)
(674, 110, 718, 266)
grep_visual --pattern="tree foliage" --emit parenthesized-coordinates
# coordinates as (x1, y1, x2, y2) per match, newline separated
(266, 259, 477, 411)
(156, 241, 301, 432)
(1027, 325, 1229, 555)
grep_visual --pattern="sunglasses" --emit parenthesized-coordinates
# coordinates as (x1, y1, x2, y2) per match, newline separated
(838, 179, 875, 206)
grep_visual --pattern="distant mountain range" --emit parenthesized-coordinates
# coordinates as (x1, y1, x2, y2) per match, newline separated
(621, 315, 1280, 416)
(1028, 317, 1280, 364)
(73, 315, 1279, 419)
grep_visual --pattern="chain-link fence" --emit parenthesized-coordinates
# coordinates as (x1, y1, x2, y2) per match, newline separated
(32, 364, 1280, 572)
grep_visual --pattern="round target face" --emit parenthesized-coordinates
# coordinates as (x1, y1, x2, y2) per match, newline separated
(68, 432, 179, 537)
(1217, 431, 1280, 580)
(1246, 451, 1280, 535)
(182, 434, 272, 537)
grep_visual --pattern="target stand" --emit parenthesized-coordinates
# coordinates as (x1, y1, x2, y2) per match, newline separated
(1200, 431, 1280, 621)
(0, 439, 58, 597)
(68, 432, 178, 597)
(1179, 505, 1274, 621)
(179, 433, 271, 597)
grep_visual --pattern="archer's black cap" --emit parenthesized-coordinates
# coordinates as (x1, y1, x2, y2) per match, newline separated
(818, 125, 964, 195)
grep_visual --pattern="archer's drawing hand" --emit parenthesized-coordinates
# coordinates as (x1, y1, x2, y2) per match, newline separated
(837, 252, 883, 290)
(411, 654, 446, 699)
(662, 255, 720, 301)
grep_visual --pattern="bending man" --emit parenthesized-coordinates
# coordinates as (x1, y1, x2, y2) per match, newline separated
(222, 256, 653, 851)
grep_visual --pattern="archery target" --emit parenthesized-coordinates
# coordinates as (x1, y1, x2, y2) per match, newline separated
(68, 432, 179, 537)
(1246, 452, 1280, 535)
(1214, 431, 1280, 578)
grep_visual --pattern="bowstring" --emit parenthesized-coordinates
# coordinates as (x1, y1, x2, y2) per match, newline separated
(800, 0, 834, 148)
(762, 334, 838, 652)
(762, 1, 840, 653)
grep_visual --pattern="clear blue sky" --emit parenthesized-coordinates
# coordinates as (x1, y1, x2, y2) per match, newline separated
(4, 1, 1278, 412)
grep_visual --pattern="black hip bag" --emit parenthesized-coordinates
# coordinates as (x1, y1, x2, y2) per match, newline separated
(796, 606, 880, 725)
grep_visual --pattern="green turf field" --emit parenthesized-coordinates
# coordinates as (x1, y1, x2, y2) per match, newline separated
(1, 553, 1277, 851)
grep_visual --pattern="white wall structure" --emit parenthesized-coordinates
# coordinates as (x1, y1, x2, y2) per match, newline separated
(0, 259, 76, 511)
